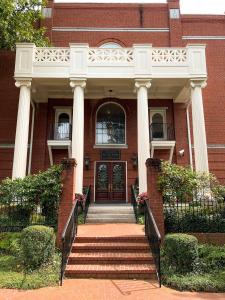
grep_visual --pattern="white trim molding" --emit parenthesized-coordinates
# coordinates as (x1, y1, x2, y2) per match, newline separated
(150, 140, 176, 163)
(47, 140, 72, 166)
(53, 27, 170, 32)
(183, 36, 225, 40)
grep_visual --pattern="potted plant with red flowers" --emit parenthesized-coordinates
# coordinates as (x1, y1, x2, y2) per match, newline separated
(136, 192, 149, 214)
(75, 193, 86, 213)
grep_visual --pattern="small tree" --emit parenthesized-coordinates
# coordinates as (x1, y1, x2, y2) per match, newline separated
(0, 0, 50, 50)
(158, 161, 225, 203)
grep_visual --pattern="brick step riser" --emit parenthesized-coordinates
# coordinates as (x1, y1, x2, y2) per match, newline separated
(86, 220, 136, 224)
(71, 248, 150, 253)
(87, 212, 134, 215)
(65, 272, 156, 280)
(68, 259, 153, 264)
(76, 237, 148, 243)
(72, 247, 150, 252)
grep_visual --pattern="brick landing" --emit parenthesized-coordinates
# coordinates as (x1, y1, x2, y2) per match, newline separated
(77, 223, 145, 237)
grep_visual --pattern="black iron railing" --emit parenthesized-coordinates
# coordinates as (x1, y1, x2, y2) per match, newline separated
(149, 123, 175, 141)
(49, 122, 72, 140)
(164, 196, 225, 233)
(60, 199, 79, 285)
(83, 185, 91, 223)
(131, 185, 138, 223)
(0, 202, 56, 232)
(144, 200, 161, 287)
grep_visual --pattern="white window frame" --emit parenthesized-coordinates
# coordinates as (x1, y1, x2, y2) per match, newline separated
(149, 108, 167, 141)
(54, 107, 72, 140)
(94, 101, 127, 148)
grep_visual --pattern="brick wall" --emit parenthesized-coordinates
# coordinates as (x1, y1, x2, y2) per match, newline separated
(0, 51, 19, 180)
(0, 1, 225, 184)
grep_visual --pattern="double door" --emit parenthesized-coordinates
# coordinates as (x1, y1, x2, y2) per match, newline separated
(95, 162, 126, 203)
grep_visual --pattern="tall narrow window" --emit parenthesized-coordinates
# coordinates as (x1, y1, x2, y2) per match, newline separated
(96, 103, 125, 145)
(150, 109, 167, 140)
(54, 108, 72, 140)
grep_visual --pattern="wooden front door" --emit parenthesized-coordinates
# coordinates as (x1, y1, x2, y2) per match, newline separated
(95, 162, 126, 203)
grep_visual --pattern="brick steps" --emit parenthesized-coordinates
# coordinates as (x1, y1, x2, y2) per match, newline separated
(68, 252, 153, 264)
(71, 242, 150, 251)
(65, 235, 156, 280)
(65, 264, 156, 279)
(76, 236, 147, 243)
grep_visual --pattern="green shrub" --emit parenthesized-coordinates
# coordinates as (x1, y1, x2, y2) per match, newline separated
(0, 165, 63, 228)
(158, 161, 225, 203)
(164, 208, 225, 233)
(0, 232, 21, 254)
(164, 234, 199, 273)
(21, 226, 55, 269)
(198, 244, 225, 271)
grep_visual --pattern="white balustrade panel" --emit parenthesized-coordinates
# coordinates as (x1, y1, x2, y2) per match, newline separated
(35, 48, 70, 62)
(88, 48, 134, 63)
(152, 48, 187, 63)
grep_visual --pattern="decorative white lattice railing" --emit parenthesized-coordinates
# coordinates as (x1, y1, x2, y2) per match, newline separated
(151, 48, 187, 63)
(35, 48, 70, 62)
(34, 47, 187, 64)
(88, 48, 134, 63)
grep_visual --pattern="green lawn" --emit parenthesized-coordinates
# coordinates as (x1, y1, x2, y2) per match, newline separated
(0, 232, 60, 290)
(162, 270, 225, 292)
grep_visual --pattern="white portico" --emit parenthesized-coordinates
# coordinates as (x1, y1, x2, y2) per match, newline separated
(13, 43, 208, 193)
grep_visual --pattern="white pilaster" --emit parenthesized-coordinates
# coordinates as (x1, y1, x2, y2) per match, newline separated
(190, 79, 209, 173)
(12, 80, 32, 179)
(70, 79, 86, 194)
(135, 79, 151, 193)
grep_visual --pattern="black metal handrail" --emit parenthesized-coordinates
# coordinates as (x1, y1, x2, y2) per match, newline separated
(149, 123, 175, 141)
(144, 199, 162, 287)
(49, 122, 72, 140)
(83, 185, 91, 223)
(60, 199, 79, 285)
(131, 185, 138, 223)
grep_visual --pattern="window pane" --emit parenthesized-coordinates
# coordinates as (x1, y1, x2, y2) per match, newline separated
(96, 103, 125, 144)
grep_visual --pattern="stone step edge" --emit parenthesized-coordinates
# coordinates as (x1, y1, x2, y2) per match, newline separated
(66, 266, 156, 273)
(76, 236, 148, 242)
(73, 242, 149, 246)
(68, 260, 153, 264)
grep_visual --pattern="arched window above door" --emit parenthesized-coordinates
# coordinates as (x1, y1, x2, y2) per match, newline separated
(96, 102, 126, 145)
(99, 42, 122, 49)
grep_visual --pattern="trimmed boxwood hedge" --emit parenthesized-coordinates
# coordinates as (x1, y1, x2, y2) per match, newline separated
(164, 233, 199, 274)
(21, 225, 55, 269)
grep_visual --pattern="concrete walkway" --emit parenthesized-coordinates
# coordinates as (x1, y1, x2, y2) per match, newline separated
(0, 279, 225, 300)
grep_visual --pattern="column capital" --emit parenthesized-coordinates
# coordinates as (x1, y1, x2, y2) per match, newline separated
(15, 80, 32, 88)
(135, 79, 152, 91)
(70, 79, 87, 90)
(190, 79, 207, 89)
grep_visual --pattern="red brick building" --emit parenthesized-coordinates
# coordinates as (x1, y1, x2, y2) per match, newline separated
(1, 0, 225, 203)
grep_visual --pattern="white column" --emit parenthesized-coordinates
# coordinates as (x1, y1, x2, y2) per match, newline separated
(12, 80, 32, 179)
(135, 79, 152, 193)
(70, 79, 86, 194)
(190, 79, 209, 173)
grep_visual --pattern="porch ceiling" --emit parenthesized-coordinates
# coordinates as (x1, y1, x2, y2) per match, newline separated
(32, 78, 190, 103)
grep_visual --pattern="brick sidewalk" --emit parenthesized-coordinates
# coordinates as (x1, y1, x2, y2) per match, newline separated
(0, 279, 225, 300)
